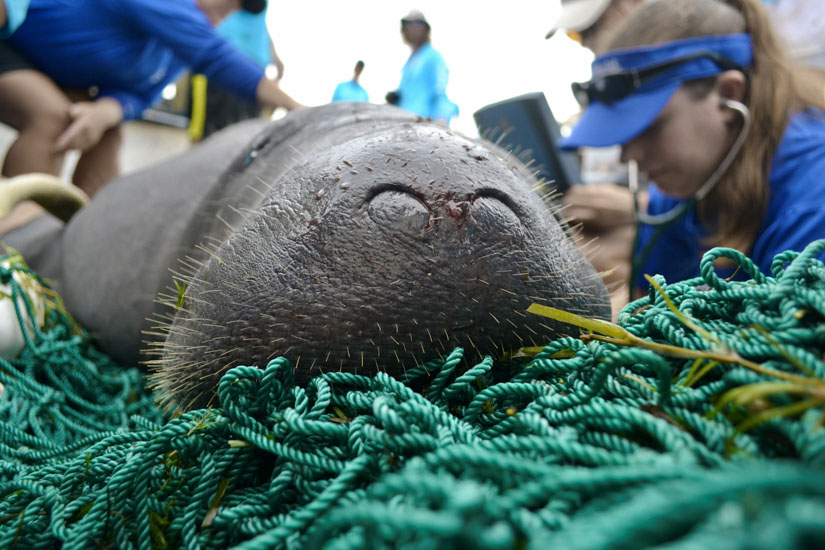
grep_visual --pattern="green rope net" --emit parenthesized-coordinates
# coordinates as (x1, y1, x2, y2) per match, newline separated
(0, 241, 824, 549)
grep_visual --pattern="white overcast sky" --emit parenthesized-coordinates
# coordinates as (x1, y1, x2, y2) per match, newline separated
(266, 1, 594, 137)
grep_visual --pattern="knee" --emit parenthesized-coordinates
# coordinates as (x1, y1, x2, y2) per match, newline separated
(101, 124, 123, 148)
(20, 100, 72, 140)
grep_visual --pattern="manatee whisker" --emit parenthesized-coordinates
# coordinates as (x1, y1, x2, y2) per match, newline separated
(194, 244, 224, 265)
(141, 330, 170, 339)
(244, 184, 267, 198)
(218, 347, 241, 358)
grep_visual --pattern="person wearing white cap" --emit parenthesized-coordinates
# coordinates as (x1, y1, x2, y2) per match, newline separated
(548, 0, 647, 317)
(386, 9, 458, 125)
(546, 0, 646, 53)
(759, 0, 825, 73)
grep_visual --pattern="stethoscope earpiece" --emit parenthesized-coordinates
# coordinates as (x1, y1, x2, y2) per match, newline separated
(719, 97, 747, 112)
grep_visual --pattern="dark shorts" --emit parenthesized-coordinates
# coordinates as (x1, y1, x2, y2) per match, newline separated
(0, 40, 35, 75)
(202, 82, 262, 140)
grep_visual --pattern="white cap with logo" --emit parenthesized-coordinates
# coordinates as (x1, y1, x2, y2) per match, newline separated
(545, 0, 612, 39)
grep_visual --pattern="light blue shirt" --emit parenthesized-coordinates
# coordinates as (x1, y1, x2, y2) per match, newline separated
(397, 42, 458, 124)
(1, 0, 29, 38)
(332, 80, 368, 103)
(216, 8, 271, 68)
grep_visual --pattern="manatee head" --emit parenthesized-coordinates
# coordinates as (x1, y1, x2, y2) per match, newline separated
(150, 112, 609, 410)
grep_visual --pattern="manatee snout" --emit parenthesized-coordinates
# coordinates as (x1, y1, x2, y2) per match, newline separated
(367, 187, 524, 249)
(152, 111, 610, 410)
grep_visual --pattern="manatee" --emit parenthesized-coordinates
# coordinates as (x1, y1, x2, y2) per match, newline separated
(1, 102, 610, 410)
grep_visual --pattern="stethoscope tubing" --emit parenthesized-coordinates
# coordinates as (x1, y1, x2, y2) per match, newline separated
(627, 99, 751, 298)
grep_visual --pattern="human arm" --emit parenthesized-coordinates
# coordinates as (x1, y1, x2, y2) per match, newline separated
(563, 183, 639, 319)
(752, 205, 825, 274)
(269, 38, 284, 82)
(120, 1, 299, 110)
(54, 97, 123, 153)
(256, 78, 303, 111)
(563, 182, 641, 231)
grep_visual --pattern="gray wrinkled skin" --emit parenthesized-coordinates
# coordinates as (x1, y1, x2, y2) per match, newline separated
(5, 103, 610, 410)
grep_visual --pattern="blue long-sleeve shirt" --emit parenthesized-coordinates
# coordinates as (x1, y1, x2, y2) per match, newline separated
(8, 0, 265, 120)
(635, 109, 825, 286)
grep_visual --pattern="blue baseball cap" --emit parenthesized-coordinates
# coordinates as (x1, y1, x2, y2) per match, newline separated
(558, 34, 753, 150)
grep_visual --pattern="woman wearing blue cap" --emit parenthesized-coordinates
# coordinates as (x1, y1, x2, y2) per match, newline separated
(561, 0, 825, 303)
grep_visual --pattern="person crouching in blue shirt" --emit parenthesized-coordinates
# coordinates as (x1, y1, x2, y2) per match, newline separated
(558, 0, 825, 311)
(0, 0, 303, 199)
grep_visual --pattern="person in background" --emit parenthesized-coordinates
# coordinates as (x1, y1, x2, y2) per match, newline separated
(189, 0, 285, 141)
(759, 0, 825, 73)
(546, 0, 646, 53)
(559, 0, 825, 313)
(0, 0, 27, 38)
(386, 9, 458, 125)
(331, 60, 369, 103)
(0, 0, 303, 200)
(546, 0, 647, 316)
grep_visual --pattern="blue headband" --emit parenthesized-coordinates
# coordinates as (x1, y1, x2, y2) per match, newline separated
(558, 34, 754, 150)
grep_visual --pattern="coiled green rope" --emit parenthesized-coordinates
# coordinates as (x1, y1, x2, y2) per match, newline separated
(0, 242, 824, 548)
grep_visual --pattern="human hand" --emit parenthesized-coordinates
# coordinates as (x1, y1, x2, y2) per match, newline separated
(562, 183, 640, 231)
(563, 183, 640, 322)
(256, 78, 304, 111)
(54, 98, 123, 153)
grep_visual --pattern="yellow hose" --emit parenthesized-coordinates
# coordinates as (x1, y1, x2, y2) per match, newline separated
(188, 74, 208, 142)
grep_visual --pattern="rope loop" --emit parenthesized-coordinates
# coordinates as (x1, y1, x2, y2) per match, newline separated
(700, 246, 767, 291)
(0, 244, 824, 547)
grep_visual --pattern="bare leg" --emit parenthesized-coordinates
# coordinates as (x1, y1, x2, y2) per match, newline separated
(0, 70, 74, 234)
(72, 125, 122, 197)
(60, 88, 123, 197)
(0, 70, 71, 178)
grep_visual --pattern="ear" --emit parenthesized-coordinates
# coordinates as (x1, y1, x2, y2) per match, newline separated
(714, 70, 747, 124)
(716, 70, 747, 104)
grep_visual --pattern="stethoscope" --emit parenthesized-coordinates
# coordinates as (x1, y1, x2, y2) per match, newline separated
(627, 98, 751, 298)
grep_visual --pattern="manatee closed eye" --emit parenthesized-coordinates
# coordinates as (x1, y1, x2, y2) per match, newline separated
(366, 186, 431, 236)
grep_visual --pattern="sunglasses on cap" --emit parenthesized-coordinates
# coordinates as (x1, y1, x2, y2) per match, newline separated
(571, 51, 744, 107)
